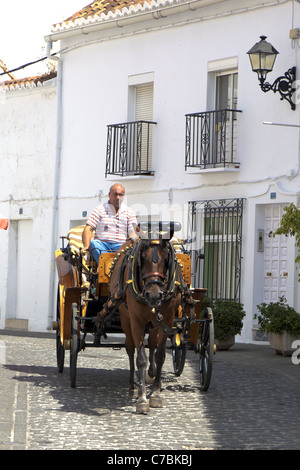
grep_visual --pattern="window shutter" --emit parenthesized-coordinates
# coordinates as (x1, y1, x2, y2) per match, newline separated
(135, 83, 154, 172)
(135, 83, 154, 121)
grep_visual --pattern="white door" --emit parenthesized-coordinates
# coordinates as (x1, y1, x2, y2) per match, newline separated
(263, 204, 288, 303)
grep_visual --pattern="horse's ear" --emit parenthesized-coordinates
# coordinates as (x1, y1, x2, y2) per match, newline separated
(167, 240, 176, 267)
(161, 238, 171, 249)
(169, 228, 175, 240)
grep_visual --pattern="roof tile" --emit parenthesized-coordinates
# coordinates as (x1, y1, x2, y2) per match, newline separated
(53, 0, 171, 28)
(0, 72, 57, 92)
(63, 0, 151, 21)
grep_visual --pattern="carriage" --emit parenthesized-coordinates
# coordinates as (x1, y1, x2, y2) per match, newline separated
(53, 221, 214, 412)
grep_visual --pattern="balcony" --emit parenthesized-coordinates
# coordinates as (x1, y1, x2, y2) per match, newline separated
(185, 109, 242, 171)
(106, 120, 157, 177)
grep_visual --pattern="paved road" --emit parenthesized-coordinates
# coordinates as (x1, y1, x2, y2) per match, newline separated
(1, 330, 300, 451)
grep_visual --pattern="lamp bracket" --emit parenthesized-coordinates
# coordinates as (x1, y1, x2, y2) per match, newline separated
(259, 66, 296, 110)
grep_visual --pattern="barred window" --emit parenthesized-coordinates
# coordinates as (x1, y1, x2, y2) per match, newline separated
(187, 198, 243, 301)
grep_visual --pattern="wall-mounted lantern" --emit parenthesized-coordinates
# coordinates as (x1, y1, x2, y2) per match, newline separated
(247, 36, 296, 110)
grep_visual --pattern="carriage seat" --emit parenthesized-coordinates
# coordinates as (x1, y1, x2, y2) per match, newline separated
(67, 225, 116, 287)
(67, 225, 97, 273)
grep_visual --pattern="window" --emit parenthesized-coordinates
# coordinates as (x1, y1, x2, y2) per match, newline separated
(185, 60, 241, 170)
(105, 74, 156, 177)
(215, 71, 239, 165)
(216, 72, 238, 112)
(187, 198, 243, 301)
(134, 82, 154, 172)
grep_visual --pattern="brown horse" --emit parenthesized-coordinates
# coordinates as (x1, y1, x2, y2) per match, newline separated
(98, 227, 195, 414)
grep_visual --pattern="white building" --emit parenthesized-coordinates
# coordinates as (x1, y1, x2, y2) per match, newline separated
(1, 0, 300, 342)
(0, 73, 57, 331)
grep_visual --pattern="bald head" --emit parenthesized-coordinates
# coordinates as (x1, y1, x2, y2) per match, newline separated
(108, 184, 125, 212)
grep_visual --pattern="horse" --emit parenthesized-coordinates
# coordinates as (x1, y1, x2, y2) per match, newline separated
(97, 222, 195, 414)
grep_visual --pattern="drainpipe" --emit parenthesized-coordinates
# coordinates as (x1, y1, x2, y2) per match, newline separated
(46, 41, 62, 330)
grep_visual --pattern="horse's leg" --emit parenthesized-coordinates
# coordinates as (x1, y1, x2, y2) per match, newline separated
(149, 334, 167, 408)
(146, 329, 157, 384)
(135, 340, 150, 414)
(120, 312, 138, 398)
(126, 339, 138, 399)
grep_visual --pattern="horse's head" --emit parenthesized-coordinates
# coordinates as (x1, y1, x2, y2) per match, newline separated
(137, 239, 171, 308)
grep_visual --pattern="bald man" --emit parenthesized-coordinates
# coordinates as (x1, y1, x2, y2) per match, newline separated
(82, 184, 137, 264)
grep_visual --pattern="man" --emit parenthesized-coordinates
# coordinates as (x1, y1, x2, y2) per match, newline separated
(82, 184, 137, 264)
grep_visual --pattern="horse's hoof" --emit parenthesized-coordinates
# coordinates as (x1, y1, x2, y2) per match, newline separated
(150, 394, 163, 408)
(146, 372, 155, 384)
(136, 398, 150, 414)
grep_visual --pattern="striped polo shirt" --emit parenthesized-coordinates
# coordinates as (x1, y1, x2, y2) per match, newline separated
(86, 201, 137, 243)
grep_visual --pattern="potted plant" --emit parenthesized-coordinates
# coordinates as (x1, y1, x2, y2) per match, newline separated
(255, 296, 300, 356)
(204, 298, 246, 350)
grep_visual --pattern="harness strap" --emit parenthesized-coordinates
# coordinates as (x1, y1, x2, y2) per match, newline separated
(153, 308, 171, 335)
(142, 272, 165, 280)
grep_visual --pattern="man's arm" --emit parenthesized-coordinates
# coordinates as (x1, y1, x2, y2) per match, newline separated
(128, 223, 139, 240)
(82, 225, 94, 251)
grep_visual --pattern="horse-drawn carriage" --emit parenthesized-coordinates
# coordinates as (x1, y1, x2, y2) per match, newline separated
(53, 221, 214, 413)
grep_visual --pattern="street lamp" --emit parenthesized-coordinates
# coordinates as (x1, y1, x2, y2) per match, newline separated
(247, 35, 296, 110)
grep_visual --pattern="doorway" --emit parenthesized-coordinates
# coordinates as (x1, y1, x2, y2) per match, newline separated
(6, 219, 33, 326)
(263, 204, 288, 303)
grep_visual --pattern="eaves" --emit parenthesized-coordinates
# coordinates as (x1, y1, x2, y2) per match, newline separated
(45, 0, 288, 44)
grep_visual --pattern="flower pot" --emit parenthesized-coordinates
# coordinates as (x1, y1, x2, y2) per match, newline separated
(269, 332, 300, 356)
(215, 335, 235, 351)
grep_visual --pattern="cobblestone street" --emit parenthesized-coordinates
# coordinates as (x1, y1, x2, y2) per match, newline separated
(1, 330, 300, 451)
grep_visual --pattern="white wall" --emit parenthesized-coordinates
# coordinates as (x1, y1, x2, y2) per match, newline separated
(0, 81, 57, 331)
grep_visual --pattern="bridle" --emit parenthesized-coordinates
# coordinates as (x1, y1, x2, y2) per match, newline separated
(141, 240, 167, 290)
(142, 271, 165, 285)
(122, 238, 178, 305)
(98, 232, 196, 336)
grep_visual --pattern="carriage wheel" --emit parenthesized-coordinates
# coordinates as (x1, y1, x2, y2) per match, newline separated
(172, 334, 186, 376)
(172, 345, 186, 376)
(56, 287, 65, 373)
(199, 307, 214, 392)
(70, 302, 79, 388)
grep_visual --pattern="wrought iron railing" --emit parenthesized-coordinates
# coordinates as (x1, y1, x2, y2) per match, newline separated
(185, 109, 242, 170)
(106, 120, 157, 176)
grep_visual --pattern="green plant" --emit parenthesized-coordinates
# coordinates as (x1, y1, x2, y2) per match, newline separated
(255, 296, 300, 335)
(274, 203, 300, 276)
(204, 299, 246, 341)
